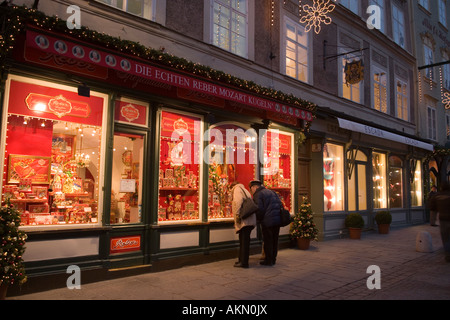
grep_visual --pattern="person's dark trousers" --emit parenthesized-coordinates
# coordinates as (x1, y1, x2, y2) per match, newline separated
(261, 225, 280, 265)
(238, 226, 253, 266)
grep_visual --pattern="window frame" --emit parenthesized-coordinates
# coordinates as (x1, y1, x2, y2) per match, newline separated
(95, 0, 155, 20)
(395, 78, 409, 121)
(427, 103, 437, 141)
(372, 64, 388, 114)
(282, 16, 311, 84)
(369, 0, 385, 33)
(211, 0, 249, 58)
(439, 0, 447, 27)
(392, 3, 406, 49)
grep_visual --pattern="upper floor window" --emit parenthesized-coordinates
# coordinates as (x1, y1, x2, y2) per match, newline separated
(419, 0, 430, 11)
(373, 65, 388, 113)
(212, 0, 248, 58)
(443, 51, 450, 91)
(423, 38, 435, 80)
(446, 113, 450, 140)
(97, 0, 154, 20)
(339, 0, 359, 14)
(284, 18, 309, 83)
(369, 0, 385, 33)
(392, 4, 405, 49)
(396, 79, 409, 121)
(439, 0, 448, 27)
(427, 101, 437, 141)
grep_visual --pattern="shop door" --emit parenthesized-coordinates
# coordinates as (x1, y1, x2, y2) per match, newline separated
(347, 150, 368, 212)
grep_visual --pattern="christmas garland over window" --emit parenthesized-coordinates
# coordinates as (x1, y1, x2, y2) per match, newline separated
(0, 5, 317, 124)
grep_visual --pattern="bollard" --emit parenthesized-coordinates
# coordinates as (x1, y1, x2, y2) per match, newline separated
(416, 231, 433, 253)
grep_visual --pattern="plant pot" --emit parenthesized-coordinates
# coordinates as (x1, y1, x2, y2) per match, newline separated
(296, 237, 311, 250)
(0, 283, 7, 300)
(348, 227, 362, 240)
(377, 224, 390, 234)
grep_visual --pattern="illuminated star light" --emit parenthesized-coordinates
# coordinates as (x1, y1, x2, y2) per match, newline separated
(443, 92, 450, 110)
(300, 0, 336, 34)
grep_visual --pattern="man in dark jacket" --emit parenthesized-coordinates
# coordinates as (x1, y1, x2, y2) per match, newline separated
(429, 182, 450, 262)
(249, 180, 281, 266)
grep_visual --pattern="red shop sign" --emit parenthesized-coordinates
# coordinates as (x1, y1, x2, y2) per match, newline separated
(110, 236, 141, 254)
(115, 100, 147, 126)
(8, 79, 104, 126)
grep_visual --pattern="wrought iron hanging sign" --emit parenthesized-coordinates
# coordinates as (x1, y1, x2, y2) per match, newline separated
(344, 60, 365, 85)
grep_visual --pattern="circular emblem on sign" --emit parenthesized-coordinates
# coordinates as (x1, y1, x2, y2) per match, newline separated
(72, 46, 85, 59)
(174, 118, 189, 135)
(295, 109, 300, 117)
(120, 104, 140, 123)
(282, 105, 287, 113)
(54, 40, 68, 54)
(275, 104, 281, 112)
(120, 59, 131, 71)
(105, 55, 117, 67)
(35, 35, 49, 49)
(301, 111, 306, 119)
(288, 107, 293, 115)
(89, 50, 101, 63)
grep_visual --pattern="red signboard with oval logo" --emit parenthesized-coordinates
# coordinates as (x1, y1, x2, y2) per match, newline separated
(110, 236, 141, 254)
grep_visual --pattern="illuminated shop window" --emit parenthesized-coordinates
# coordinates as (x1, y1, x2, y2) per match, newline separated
(157, 110, 202, 222)
(1, 78, 106, 227)
(208, 124, 257, 220)
(410, 160, 423, 207)
(262, 131, 294, 212)
(323, 143, 344, 212)
(110, 132, 144, 224)
(372, 152, 387, 209)
(389, 156, 403, 208)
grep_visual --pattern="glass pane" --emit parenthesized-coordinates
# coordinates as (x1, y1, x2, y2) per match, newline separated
(158, 111, 201, 222)
(127, 0, 143, 16)
(4, 116, 102, 226)
(373, 152, 387, 209)
(348, 168, 356, 211)
(411, 160, 422, 207)
(323, 143, 344, 211)
(358, 164, 367, 210)
(111, 132, 144, 224)
(389, 156, 403, 208)
(208, 124, 257, 219)
(263, 131, 293, 212)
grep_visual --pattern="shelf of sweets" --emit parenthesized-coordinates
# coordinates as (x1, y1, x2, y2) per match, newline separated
(9, 198, 48, 203)
(159, 187, 198, 191)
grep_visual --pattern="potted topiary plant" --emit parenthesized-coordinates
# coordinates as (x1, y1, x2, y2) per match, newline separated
(289, 197, 318, 250)
(345, 212, 364, 239)
(0, 201, 27, 300)
(374, 210, 392, 234)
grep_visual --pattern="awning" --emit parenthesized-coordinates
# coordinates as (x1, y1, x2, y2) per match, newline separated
(338, 118, 434, 152)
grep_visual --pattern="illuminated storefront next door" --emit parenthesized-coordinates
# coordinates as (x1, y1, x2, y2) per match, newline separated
(347, 149, 368, 212)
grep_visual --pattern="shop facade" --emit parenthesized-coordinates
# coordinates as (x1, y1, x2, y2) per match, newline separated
(0, 24, 314, 277)
(309, 113, 434, 240)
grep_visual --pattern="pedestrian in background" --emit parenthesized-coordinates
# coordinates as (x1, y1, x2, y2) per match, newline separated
(231, 182, 256, 268)
(249, 180, 281, 266)
(428, 185, 438, 226)
(429, 182, 450, 262)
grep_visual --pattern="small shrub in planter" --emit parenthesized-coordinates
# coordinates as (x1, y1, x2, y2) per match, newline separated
(375, 211, 392, 234)
(345, 212, 364, 229)
(374, 211, 392, 225)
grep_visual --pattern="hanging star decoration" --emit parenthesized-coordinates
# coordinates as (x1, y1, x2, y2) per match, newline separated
(300, 0, 336, 34)
(443, 92, 450, 110)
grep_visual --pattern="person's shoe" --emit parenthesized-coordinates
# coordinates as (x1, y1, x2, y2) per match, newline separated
(234, 262, 249, 268)
(260, 260, 273, 266)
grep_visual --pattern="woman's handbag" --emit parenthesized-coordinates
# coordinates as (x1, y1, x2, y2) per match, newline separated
(239, 187, 258, 220)
(280, 207, 292, 227)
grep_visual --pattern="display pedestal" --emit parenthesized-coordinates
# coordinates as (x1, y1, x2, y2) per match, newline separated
(0, 283, 8, 300)
(296, 238, 311, 250)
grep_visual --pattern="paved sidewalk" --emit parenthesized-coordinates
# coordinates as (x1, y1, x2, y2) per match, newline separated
(9, 224, 450, 301)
